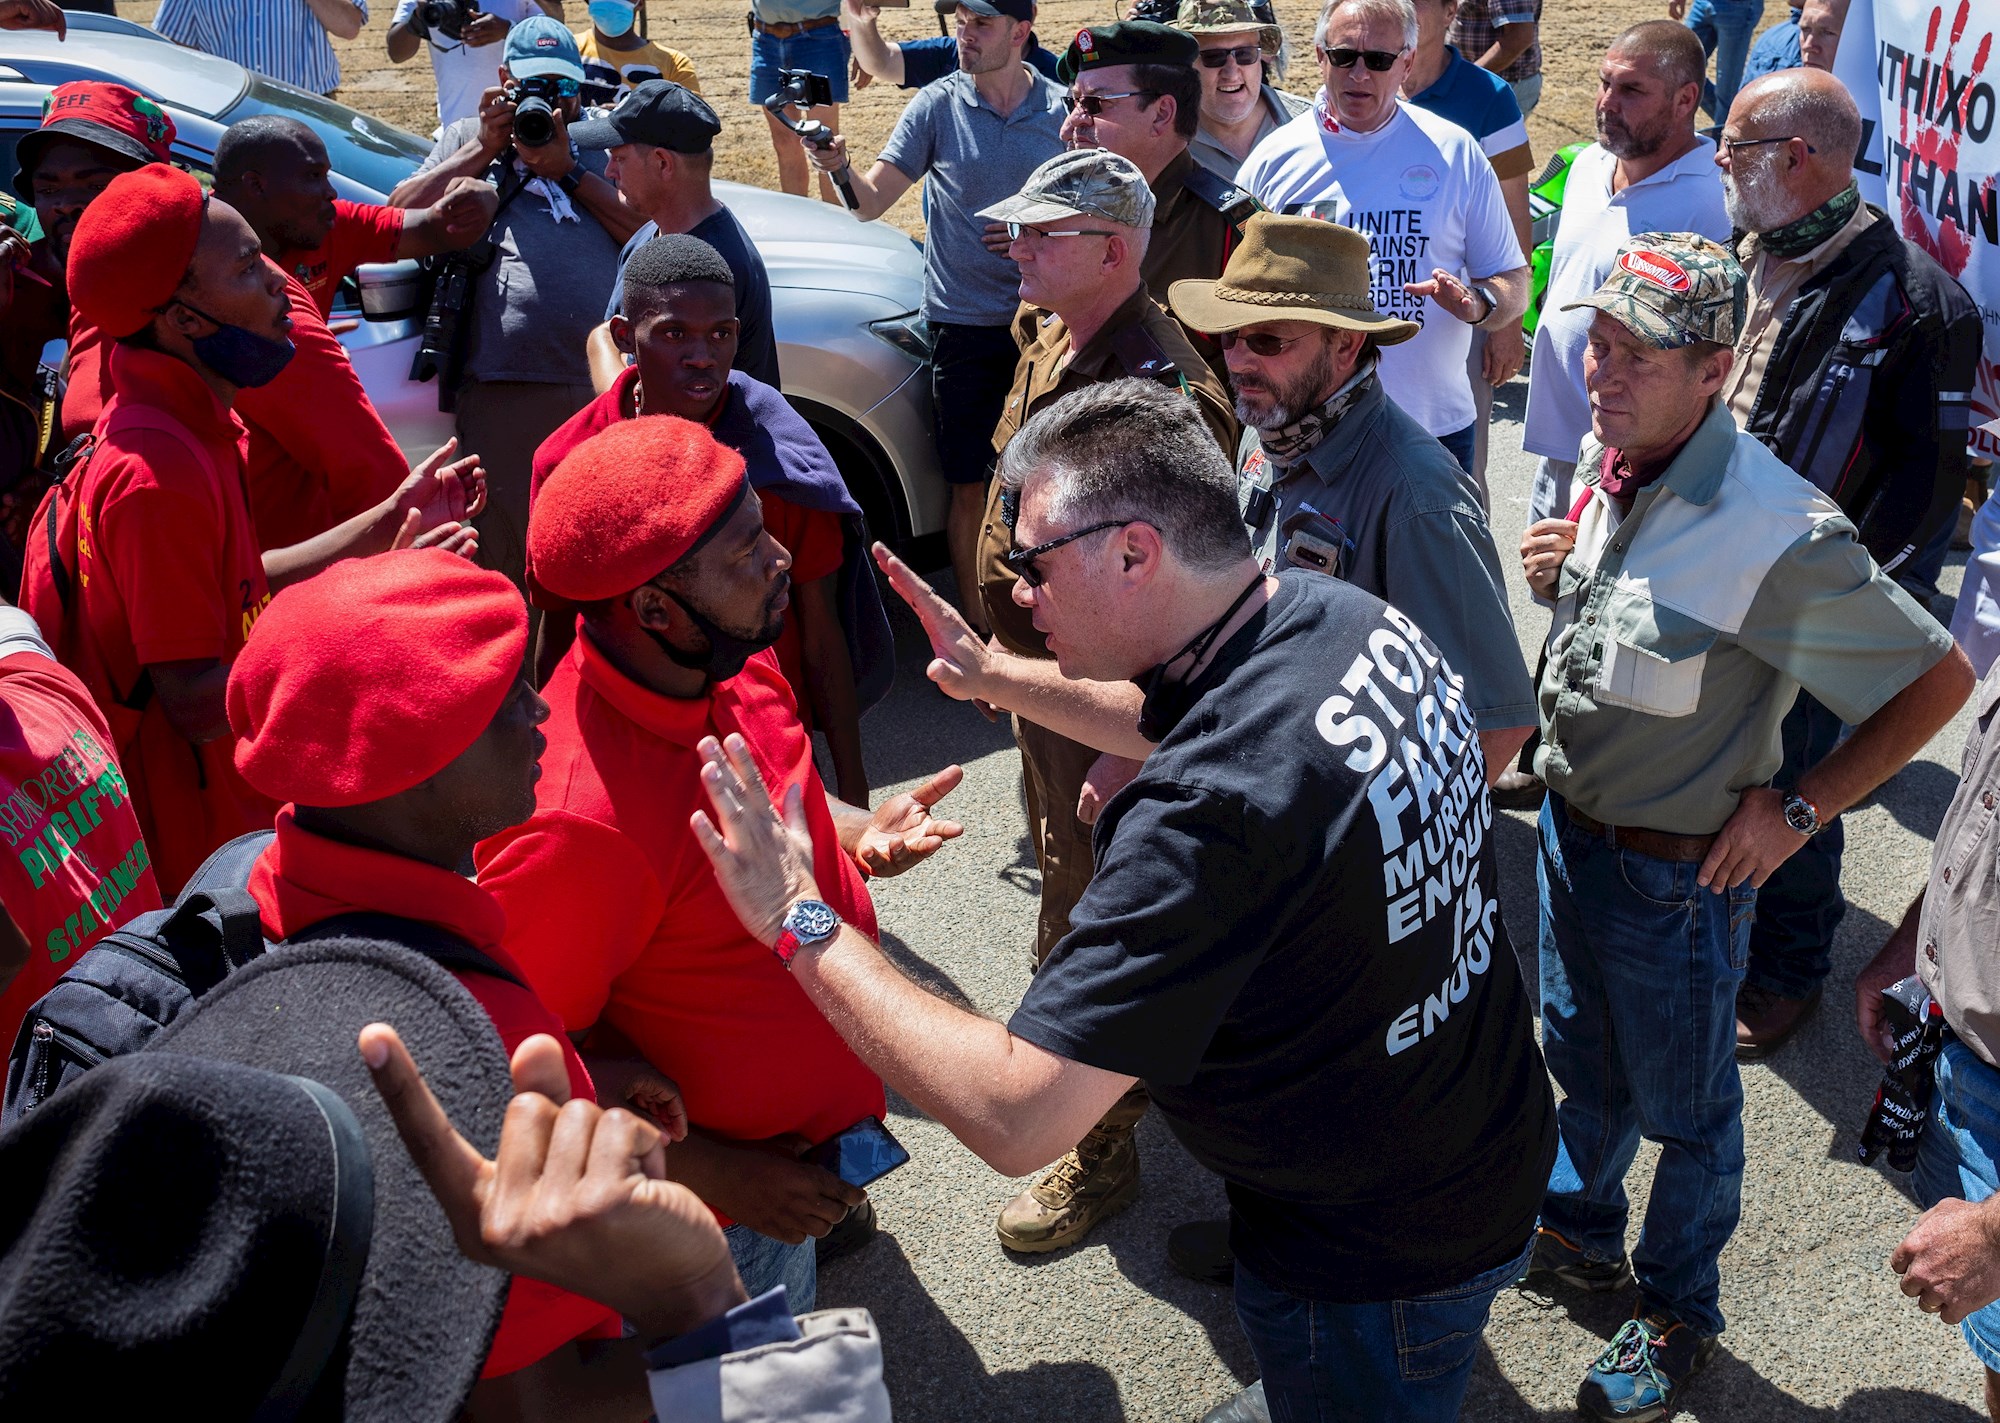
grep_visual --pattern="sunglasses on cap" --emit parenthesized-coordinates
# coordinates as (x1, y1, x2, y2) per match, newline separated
(1218, 329, 1317, 357)
(1005, 221, 1115, 242)
(1198, 44, 1266, 68)
(1320, 46, 1403, 71)
(1003, 520, 1131, 588)
(1066, 89, 1159, 115)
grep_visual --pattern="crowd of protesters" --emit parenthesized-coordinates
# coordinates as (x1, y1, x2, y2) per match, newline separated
(0, 0, 1994, 1419)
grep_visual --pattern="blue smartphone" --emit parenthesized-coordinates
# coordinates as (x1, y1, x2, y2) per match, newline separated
(806, 1116, 910, 1189)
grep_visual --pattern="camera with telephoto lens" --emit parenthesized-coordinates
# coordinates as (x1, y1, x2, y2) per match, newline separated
(507, 74, 568, 149)
(411, 0, 479, 43)
(1129, 0, 1180, 23)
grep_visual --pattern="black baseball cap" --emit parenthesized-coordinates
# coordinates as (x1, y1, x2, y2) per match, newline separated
(955, 0, 1036, 21)
(1057, 20, 1199, 83)
(570, 79, 721, 154)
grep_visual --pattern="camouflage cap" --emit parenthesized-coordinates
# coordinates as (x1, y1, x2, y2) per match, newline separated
(1169, 0, 1282, 52)
(977, 149, 1157, 230)
(1560, 233, 1747, 350)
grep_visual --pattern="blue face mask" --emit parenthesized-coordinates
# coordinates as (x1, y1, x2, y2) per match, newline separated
(174, 298, 296, 389)
(588, 1, 637, 36)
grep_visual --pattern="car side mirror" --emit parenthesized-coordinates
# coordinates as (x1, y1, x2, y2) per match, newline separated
(355, 259, 426, 322)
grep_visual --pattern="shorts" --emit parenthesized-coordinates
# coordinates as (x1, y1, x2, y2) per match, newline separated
(749, 26, 852, 106)
(1914, 1037, 2000, 1372)
(930, 321, 1021, 485)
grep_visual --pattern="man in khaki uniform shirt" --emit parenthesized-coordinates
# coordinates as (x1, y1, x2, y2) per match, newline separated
(973, 147, 1237, 1257)
(1516, 232, 1970, 1420)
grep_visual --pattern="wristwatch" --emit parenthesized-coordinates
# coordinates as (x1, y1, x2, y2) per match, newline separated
(771, 898, 841, 968)
(1781, 791, 1822, 837)
(557, 167, 582, 197)
(1469, 283, 1498, 326)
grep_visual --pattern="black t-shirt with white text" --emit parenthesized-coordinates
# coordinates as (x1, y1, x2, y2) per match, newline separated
(1008, 571, 1555, 1302)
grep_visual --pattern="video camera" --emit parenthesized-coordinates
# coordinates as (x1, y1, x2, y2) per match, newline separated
(505, 74, 570, 148)
(407, 0, 480, 44)
(762, 70, 857, 212)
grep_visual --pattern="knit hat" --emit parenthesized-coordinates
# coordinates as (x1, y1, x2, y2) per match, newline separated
(228, 551, 528, 808)
(527, 416, 750, 603)
(66, 163, 205, 339)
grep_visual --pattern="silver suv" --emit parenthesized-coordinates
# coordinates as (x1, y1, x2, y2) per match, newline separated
(0, 11, 947, 549)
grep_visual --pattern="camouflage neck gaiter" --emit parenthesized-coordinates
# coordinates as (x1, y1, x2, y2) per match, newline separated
(1760, 182, 1862, 260)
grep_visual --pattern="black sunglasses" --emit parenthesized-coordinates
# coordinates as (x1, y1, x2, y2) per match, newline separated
(1003, 520, 1129, 588)
(1066, 89, 1159, 115)
(1198, 44, 1265, 68)
(1320, 46, 1403, 71)
(1219, 329, 1317, 357)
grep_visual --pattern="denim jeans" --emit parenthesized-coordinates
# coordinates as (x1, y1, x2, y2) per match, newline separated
(1537, 797, 1755, 1338)
(1685, 0, 1767, 121)
(1744, 690, 1847, 998)
(725, 1222, 817, 1313)
(1914, 1039, 2000, 1372)
(1438, 421, 1477, 478)
(749, 25, 852, 105)
(1233, 1238, 1534, 1422)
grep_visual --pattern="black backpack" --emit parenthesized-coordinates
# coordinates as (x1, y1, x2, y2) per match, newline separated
(1, 830, 524, 1127)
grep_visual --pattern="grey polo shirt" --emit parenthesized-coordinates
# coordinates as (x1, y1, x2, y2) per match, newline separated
(1535, 401, 1953, 835)
(877, 67, 1067, 327)
(1190, 84, 1310, 182)
(1238, 374, 1536, 732)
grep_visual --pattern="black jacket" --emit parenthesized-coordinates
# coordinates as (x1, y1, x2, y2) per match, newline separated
(1740, 207, 1982, 575)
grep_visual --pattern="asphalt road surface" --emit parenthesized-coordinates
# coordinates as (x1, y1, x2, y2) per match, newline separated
(815, 380, 1987, 1421)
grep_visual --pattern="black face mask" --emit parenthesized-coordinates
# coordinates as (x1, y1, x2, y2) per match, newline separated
(1133, 575, 1267, 742)
(173, 297, 296, 389)
(645, 580, 785, 685)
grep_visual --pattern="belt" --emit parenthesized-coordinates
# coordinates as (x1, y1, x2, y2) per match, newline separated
(1559, 801, 1717, 864)
(752, 14, 841, 37)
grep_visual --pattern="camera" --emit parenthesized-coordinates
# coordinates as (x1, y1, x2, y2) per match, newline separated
(1129, 0, 1180, 23)
(506, 75, 569, 148)
(411, 0, 479, 43)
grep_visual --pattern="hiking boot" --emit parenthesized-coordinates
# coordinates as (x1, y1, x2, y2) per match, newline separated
(1167, 1217, 1235, 1285)
(816, 1197, 877, 1265)
(1198, 1380, 1269, 1423)
(1491, 768, 1547, 811)
(1735, 983, 1821, 1060)
(996, 1125, 1139, 1253)
(1517, 1225, 1635, 1294)
(1577, 1313, 1719, 1421)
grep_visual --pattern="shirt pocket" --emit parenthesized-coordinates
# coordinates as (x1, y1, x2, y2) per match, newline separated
(1592, 590, 1717, 719)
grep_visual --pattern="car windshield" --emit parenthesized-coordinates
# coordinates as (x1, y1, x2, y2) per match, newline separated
(219, 76, 427, 197)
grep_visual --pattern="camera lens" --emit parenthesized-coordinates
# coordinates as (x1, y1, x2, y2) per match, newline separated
(514, 95, 557, 147)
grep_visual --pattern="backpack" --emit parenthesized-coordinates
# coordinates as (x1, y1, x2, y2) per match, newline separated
(1, 830, 524, 1127)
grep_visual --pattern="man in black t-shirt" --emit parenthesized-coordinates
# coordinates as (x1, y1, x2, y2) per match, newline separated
(687, 378, 1556, 1423)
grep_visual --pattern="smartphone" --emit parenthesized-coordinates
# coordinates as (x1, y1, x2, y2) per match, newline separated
(805, 1116, 910, 1189)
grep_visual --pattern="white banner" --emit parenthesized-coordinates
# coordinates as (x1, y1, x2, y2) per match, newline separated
(1865, 0, 2000, 452)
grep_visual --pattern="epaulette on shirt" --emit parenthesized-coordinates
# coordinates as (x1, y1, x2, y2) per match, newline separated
(1181, 164, 1263, 232)
(1110, 323, 1192, 396)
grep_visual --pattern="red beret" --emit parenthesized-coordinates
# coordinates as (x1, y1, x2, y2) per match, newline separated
(227, 551, 528, 808)
(527, 415, 749, 603)
(67, 164, 206, 339)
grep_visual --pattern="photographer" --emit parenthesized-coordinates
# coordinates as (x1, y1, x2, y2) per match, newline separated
(390, 0, 568, 131)
(390, 15, 646, 601)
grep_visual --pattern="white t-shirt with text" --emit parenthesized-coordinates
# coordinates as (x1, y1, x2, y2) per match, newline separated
(1241, 97, 1525, 437)
(393, 0, 547, 129)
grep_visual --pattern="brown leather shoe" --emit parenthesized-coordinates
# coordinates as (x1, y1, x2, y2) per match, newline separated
(995, 1124, 1140, 1253)
(1736, 983, 1822, 1059)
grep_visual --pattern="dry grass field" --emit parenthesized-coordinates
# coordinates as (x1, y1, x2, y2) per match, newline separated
(119, 0, 1675, 228)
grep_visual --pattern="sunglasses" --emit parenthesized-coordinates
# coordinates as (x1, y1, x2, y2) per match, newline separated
(1218, 329, 1317, 357)
(1005, 222, 1115, 241)
(1003, 519, 1129, 588)
(1320, 46, 1403, 71)
(1198, 44, 1265, 68)
(1719, 133, 1818, 156)
(1066, 89, 1158, 115)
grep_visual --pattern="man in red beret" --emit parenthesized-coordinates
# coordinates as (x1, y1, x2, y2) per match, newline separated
(480, 415, 963, 1307)
(19, 164, 483, 895)
(226, 547, 669, 1412)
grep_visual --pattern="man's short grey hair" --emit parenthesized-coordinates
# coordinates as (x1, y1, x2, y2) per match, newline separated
(1315, 0, 1419, 53)
(996, 379, 1250, 574)
(1747, 71, 1863, 172)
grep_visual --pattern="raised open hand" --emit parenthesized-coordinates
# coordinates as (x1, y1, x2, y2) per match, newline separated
(856, 765, 966, 877)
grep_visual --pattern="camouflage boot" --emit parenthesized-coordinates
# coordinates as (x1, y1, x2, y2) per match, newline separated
(995, 1119, 1141, 1254)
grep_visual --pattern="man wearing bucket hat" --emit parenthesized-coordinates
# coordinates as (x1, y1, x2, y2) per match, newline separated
(1170, 0, 1309, 179)
(1514, 232, 1972, 1419)
(971, 148, 1236, 1254)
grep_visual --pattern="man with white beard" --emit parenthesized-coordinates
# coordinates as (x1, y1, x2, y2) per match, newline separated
(1714, 66, 1983, 1060)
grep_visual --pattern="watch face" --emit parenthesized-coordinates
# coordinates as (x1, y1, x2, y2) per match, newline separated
(787, 899, 840, 943)
(1784, 798, 1815, 833)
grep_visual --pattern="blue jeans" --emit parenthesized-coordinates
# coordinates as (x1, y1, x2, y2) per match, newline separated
(1915, 1039, 2000, 1372)
(1537, 797, 1755, 1338)
(1685, 0, 1767, 121)
(1745, 691, 1847, 998)
(1438, 422, 1476, 477)
(1233, 1238, 1534, 1422)
(749, 25, 852, 105)
(725, 1222, 817, 1312)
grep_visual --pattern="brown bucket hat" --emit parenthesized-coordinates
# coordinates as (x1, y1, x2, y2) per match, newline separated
(1168, 213, 1420, 343)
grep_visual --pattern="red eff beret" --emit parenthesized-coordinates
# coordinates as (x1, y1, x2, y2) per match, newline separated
(227, 551, 528, 808)
(67, 164, 206, 339)
(528, 415, 749, 603)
